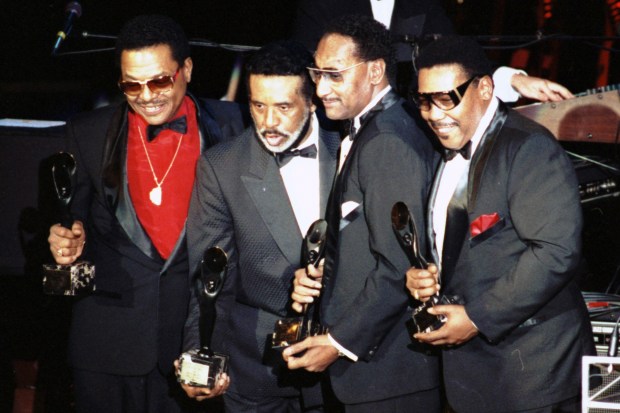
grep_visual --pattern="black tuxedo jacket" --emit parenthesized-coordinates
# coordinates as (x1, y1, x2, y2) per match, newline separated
(292, 0, 454, 61)
(184, 119, 340, 398)
(428, 103, 595, 412)
(320, 91, 440, 404)
(66, 95, 246, 376)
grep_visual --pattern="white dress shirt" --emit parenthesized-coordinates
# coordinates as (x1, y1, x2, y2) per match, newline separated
(279, 114, 321, 236)
(370, 0, 396, 29)
(338, 85, 392, 173)
(432, 97, 499, 264)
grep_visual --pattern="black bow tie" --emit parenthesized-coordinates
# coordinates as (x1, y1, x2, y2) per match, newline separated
(346, 120, 357, 140)
(443, 140, 472, 161)
(275, 144, 318, 167)
(146, 116, 188, 141)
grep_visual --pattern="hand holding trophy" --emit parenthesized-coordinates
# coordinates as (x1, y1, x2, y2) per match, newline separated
(42, 152, 95, 295)
(391, 202, 461, 335)
(177, 247, 229, 389)
(271, 219, 328, 349)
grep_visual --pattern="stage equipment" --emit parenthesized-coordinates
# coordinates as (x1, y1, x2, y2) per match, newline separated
(515, 85, 619, 143)
(52, 2, 82, 55)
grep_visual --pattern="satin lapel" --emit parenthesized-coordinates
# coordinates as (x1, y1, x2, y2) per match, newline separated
(318, 127, 339, 218)
(241, 135, 302, 266)
(101, 103, 161, 263)
(101, 104, 127, 211)
(163, 95, 221, 270)
(427, 161, 445, 270)
(468, 102, 509, 212)
(192, 93, 223, 151)
(338, 91, 400, 189)
(441, 170, 469, 286)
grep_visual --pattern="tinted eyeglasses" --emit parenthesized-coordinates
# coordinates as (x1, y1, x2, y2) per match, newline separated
(307, 61, 367, 84)
(413, 75, 482, 112)
(118, 68, 180, 96)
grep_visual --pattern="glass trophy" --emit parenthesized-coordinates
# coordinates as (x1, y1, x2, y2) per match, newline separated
(42, 152, 95, 295)
(177, 247, 229, 388)
(271, 219, 328, 349)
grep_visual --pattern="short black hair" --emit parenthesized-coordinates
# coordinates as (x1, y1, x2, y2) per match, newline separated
(416, 36, 493, 78)
(323, 14, 396, 84)
(245, 40, 315, 102)
(115, 15, 190, 68)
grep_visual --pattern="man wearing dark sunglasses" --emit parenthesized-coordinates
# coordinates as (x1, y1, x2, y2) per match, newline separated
(47, 14, 246, 413)
(406, 36, 595, 412)
(284, 14, 440, 412)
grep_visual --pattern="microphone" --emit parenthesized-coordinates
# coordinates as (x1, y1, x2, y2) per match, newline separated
(51, 1, 82, 55)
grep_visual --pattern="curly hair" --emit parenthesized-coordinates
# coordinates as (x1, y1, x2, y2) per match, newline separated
(245, 40, 315, 102)
(416, 36, 493, 78)
(323, 14, 396, 84)
(115, 15, 190, 68)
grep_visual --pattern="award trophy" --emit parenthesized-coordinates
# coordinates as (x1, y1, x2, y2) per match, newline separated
(42, 152, 95, 296)
(271, 219, 329, 349)
(177, 247, 229, 388)
(391, 202, 461, 335)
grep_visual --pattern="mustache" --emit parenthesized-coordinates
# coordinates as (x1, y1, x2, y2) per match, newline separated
(430, 121, 458, 128)
(259, 128, 289, 138)
(134, 98, 167, 105)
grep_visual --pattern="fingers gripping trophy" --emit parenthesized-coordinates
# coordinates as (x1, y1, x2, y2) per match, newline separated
(43, 152, 95, 295)
(271, 219, 329, 349)
(391, 202, 461, 335)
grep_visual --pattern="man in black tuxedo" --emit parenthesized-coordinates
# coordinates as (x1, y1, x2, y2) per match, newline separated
(406, 36, 595, 412)
(292, 0, 575, 103)
(182, 40, 340, 412)
(46, 15, 246, 413)
(283, 15, 440, 412)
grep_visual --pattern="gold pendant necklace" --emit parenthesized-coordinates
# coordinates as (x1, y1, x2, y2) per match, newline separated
(138, 127, 184, 206)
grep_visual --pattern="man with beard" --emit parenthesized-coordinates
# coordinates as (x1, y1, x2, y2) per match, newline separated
(182, 40, 340, 412)
(46, 15, 247, 413)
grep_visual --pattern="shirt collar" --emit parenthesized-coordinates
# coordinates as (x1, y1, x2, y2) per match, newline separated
(296, 113, 320, 150)
(353, 85, 392, 130)
(468, 96, 499, 156)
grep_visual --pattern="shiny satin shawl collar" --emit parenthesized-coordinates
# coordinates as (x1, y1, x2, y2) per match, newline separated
(468, 102, 509, 212)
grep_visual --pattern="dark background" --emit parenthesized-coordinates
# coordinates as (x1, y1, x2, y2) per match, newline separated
(0, 1, 618, 412)
(1, 0, 617, 121)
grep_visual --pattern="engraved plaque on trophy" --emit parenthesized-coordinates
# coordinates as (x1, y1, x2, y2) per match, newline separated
(391, 202, 462, 335)
(177, 247, 229, 388)
(42, 152, 95, 295)
(271, 219, 329, 350)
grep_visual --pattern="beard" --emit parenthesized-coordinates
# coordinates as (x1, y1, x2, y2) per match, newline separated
(253, 110, 311, 153)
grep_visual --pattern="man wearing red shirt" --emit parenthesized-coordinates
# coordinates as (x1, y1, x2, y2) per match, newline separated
(47, 15, 246, 413)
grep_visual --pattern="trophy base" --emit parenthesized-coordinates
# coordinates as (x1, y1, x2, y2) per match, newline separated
(177, 348, 228, 388)
(409, 295, 463, 335)
(271, 317, 327, 350)
(42, 261, 95, 296)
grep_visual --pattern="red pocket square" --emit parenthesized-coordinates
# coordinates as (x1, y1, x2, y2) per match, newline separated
(470, 213, 500, 237)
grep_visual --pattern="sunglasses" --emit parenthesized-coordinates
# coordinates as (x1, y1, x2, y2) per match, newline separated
(118, 68, 180, 96)
(307, 61, 367, 84)
(413, 75, 482, 112)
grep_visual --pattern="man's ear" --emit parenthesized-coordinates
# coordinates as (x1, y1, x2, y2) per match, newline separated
(368, 59, 386, 85)
(182, 57, 193, 83)
(478, 75, 494, 101)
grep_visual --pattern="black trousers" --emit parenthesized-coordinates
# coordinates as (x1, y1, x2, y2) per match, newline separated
(73, 366, 186, 413)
